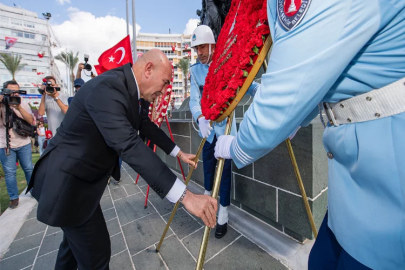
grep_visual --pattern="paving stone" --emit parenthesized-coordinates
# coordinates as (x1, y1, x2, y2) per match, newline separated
(147, 194, 174, 216)
(114, 194, 155, 226)
(103, 187, 110, 196)
(122, 184, 141, 196)
(27, 207, 37, 219)
(100, 195, 113, 211)
(166, 154, 177, 171)
(103, 208, 117, 221)
(110, 186, 128, 201)
(15, 218, 47, 240)
(3, 232, 44, 259)
(0, 247, 38, 270)
(134, 176, 147, 187)
(234, 174, 277, 221)
(183, 225, 241, 261)
(159, 235, 195, 270)
(162, 208, 202, 240)
(46, 226, 61, 236)
(110, 233, 126, 256)
(33, 249, 58, 270)
(121, 213, 169, 255)
(38, 231, 63, 256)
(106, 218, 121, 236)
(120, 174, 135, 185)
(109, 250, 133, 270)
(204, 236, 287, 270)
(132, 247, 166, 270)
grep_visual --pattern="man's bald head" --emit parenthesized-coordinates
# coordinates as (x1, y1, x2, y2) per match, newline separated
(133, 49, 172, 102)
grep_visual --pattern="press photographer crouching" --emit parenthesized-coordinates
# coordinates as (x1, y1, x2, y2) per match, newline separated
(38, 76, 69, 136)
(0, 80, 34, 209)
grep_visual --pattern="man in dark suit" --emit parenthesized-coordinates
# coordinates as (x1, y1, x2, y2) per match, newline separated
(27, 49, 217, 270)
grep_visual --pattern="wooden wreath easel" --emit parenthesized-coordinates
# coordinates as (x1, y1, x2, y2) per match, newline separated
(134, 115, 187, 208)
(156, 37, 318, 269)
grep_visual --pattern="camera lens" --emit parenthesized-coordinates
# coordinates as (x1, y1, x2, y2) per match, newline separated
(84, 63, 92, 71)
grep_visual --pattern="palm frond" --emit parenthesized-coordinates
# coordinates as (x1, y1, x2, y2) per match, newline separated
(0, 53, 27, 81)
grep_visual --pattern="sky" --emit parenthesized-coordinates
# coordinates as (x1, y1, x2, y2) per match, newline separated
(0, 0, 202, 84)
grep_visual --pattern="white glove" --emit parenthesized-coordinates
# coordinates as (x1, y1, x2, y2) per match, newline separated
(289, 126, 301, 140)
(214, 135, 235, 159)
(198, 116, 212, 138)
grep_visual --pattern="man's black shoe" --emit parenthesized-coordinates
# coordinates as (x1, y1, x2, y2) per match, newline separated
(215, 222, 228, 239)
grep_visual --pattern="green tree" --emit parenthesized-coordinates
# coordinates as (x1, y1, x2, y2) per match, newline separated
(55, 51, 79, 91)
(0, 53, 27, 81)
(176, 58, 190, 99)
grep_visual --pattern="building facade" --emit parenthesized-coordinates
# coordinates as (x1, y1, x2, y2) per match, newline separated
(0, 4, 65, 107)
(136, 33, 197, 107)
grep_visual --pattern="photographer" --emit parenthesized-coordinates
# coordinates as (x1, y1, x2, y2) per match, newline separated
(0, 80, 34, 209)
(38, 76, 69, 136)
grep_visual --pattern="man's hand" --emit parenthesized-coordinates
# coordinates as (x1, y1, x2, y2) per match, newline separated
(177, 150, 197, 168)
(46, 90, 59, 99)
(198, 116, 212, 138)
(78, 63, 85, 70)
(181, 190, 217, 228)
(214, 135, 235, 159)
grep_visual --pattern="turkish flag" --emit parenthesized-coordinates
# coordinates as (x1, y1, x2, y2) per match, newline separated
(96, 35, 133, 74)
(171, 45, 175, 52)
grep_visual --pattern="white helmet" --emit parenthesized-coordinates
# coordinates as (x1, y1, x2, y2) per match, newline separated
(191, 25, 216, 48)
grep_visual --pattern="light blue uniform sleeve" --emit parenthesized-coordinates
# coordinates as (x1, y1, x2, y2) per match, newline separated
(231, 0, 379, 168)
(189, 67, 203, 122)
(246, 82, 260, 97)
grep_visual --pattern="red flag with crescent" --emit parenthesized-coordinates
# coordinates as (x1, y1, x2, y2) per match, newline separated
(96, 35, 133, 74)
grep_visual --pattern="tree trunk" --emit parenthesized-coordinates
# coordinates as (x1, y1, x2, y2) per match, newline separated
(183, 77, 188, 99)
(70, 72, 75, 94)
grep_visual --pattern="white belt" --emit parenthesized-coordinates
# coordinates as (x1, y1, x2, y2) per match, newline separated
(323, 77, 405, 126)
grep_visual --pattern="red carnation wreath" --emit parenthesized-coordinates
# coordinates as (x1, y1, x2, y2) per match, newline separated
(148, 63, 174, 126)
(201, 0, 270, 121)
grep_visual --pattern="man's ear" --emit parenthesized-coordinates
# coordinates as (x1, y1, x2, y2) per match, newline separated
(144, 62, 154, 78)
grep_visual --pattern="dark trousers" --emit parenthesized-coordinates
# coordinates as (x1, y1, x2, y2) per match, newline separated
(202, 135, 231, 207)
(309, 212, 371, 270)
(55, 205, 111, 270)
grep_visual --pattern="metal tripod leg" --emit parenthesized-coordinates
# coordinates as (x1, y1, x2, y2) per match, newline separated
(155, 137, 207, 252)
(195, 111, 234, 270)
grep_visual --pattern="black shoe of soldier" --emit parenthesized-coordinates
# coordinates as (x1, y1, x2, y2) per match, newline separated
(9, 198, 19, 209)
(215, 222, 228, 239)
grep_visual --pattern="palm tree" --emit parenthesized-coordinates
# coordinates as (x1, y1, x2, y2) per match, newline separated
(176, 58, 190, 99)
(0, 53, 27, 81)
(55, 51, 79, 91)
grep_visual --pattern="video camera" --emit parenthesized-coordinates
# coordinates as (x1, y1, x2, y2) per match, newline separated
(37, 79, 60, 95)
(1, 88, 26, 106)
(83, 54, 92, 72)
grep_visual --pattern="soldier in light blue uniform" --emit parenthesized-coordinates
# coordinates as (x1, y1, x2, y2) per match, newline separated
(214, 0, 405, 269)
(189, 25, 259, 238)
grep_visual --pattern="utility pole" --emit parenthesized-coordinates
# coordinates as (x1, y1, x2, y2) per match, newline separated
(126, 0, 129, 36)
(132, 0, 137, 62)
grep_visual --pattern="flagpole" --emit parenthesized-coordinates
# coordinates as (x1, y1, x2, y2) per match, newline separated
(126, 0, 129, 36)
(132, 0, 137, 62)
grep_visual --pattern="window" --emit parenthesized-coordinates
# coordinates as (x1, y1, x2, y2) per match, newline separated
(12, 30, 23, 37)
(42, 35, 47, 41)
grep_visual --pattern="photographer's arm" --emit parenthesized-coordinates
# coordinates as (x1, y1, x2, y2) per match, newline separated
(76, 63, 84, 79)
(38, 94, 46, 116)
(55, 99, 68, 114)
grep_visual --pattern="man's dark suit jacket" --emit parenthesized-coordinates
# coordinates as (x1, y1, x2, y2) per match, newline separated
(28, 64, 177, 227)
